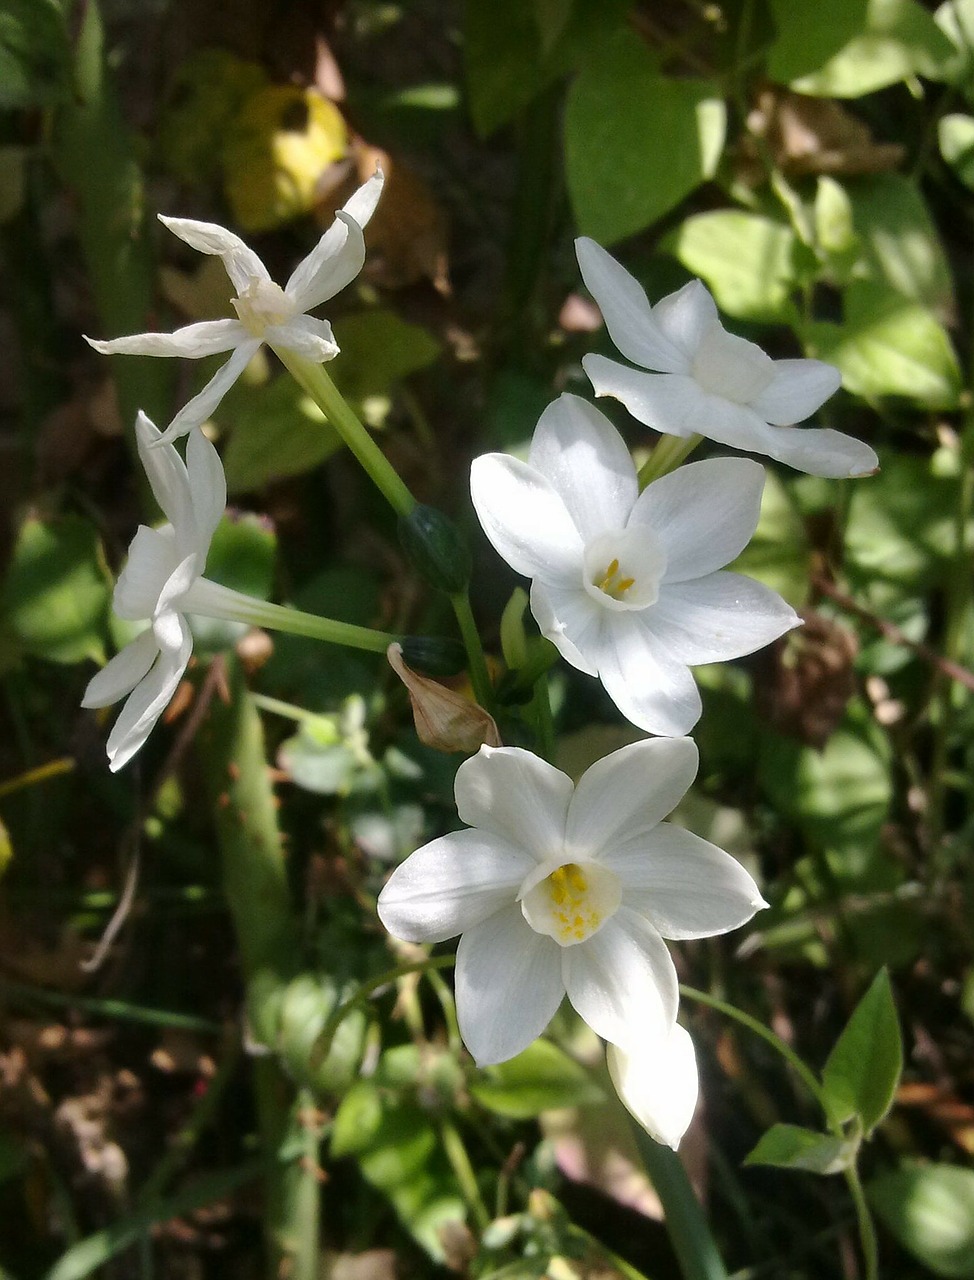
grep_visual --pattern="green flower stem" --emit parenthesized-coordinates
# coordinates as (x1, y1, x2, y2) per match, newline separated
(844, 1163, 879, 1280)
(199, 656, 317, 1280)
(629, 1129, 729, 1280)
(637, 434, 703, 489)
(439, 1118, 491, 1230)
(187, 578, 398, 653)
(531, 673, 555, 762)
(276, 351, 417, 517)
(449, 589, 495, 710)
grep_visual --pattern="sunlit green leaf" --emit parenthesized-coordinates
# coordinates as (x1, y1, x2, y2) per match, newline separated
(869, 1164, 974, 1278)
(767, 0, 870, 84)
(939, 114, 974, 189)
(331, 310, 442, 426)
(221, 374, 341, 493)
(471, 1039, 605, 1118)
(669, 211, 797, 322)
(821, 969, 902, 1131)
(565, 28, 725, 244)
(0, 0, 70, 108)
(744, 1123, 848, 1174)
(730, 470, 811, 608)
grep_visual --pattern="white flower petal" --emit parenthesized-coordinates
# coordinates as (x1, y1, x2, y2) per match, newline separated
(566, 738, 698, 857)
(285, 211, 365, 314)
(266, 313, 339, 363)
(341, 167, 384, 229)
(629, 458, 764, 583)
(530, 581, 601, 677)
(185, 428, 227, 556)
(745, 422, 879, 478)
(377, 829, 536, 945)
(651, 280, 718, 361)
(470, 454, 583, 585)
(607, 1022, 698, 1150)
(159, 339, 262, 442)
(85, 318, 249, 359)
(135, 413, 194, 537)
(81, 628, 159, 708)
(113, 526, 178, 620)
(575, 239, 688, 373)
(158, 215, 270, 294)
(563, 908, 678, 1048)
(455, 745, 573, 861)
(611, 823, 767, 940)
(528, 395, 638, 542)
(456, 907, 564, 1065)
(583, 356, 705, 438)
(750, 358, 842, 425)
(104, 620, 192, 771)
(598, 615, 702, 737)
(647, 573, 800, 665)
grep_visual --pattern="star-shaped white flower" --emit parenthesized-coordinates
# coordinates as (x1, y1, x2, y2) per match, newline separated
(378, 737, 766, 1066)
(470, 393, 800, 737)
(86, 170, 384, 443)
(607, 1022, 699, 1151)
(82, 411, 227, 770)
(576, 237, 878, 479)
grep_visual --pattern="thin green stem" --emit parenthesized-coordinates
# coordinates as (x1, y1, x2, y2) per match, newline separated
(449, 589, 494, 710)
(439, 1119, 491, 1230)
(843, 1163, 879, 1280)
(0, 976, 221, 1034)
(531, 673, 555, 762)
(630, 1128, 729, 1280)
(637, 434, 703, 489)
(0, 756, 75, 798)
(276, 351, 416, 517)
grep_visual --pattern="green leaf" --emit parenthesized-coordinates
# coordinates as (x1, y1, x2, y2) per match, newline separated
(278, 722, 359, 796)
(221, 374, 341, 494)
(869, 1164, 974, 1278)
(744, 1123, 849, 1174)
(821, 970, 902, 1131)
(0, 0, 70, 108)
(470, 1039, 606, 1118)
(565, 28, 725, 244)
(939, 114, 974, 189)
(730, 470, 811, 608)
(767, 0, 870, 84)
(935, 0, 974, 89)
(807, 280, 961, 409)
(330, 310, 442, 426)
(3, 517, 110, 665)
(784, 0, 955, 96)
(191, 513, 276, 652)
(668, 211, 797, 322)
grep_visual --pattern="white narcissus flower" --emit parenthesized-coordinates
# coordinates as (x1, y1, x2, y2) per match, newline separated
(576, 237, 878, 479)
(82, 412, 234, 770)
(470, 393, 800, 737)
(86, 171, 384, 443)
(607, 1022, 699, 1151)
(377, 737, 766, 1066)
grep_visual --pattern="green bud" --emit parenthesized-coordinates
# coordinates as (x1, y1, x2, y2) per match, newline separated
(398, 504, 472, 594)
(399, 635, 466, 677)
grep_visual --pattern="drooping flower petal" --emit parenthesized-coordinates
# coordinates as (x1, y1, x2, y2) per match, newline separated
(750, 358, 843, 425)
(598, 615, 703, 737)
(607, 1022, 698, 1150)
(562, 907, 678, 1049)
(81, 627, 159, 709)
(377, 829, 535, 945)
(86, 318, 249, 360)
(582, 356, 705, 438)
(159, 339, 262, 443)
(646, 573, 801, 666)
(470, 454, 584, 585)
(566, 737, 698, 857)
(455, 907, 564, 1066)
(528, 394, 638, 542)
(157, 215, 271, 293)
(104, 620, 193, 771)
(265, 313, 339, 363)
(628, 458, 765, 583)
(610, 823, 767, 940)
(454, 745, 573, 862)
(575, 238, 688, 373)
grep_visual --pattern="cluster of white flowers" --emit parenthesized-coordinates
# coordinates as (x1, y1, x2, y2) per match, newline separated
(84, 186, 876, 1149)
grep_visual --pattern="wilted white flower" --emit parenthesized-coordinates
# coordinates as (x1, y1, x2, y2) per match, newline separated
(470, 394, 799, 737)
(377, 737, 766, 1066)
(607, 1022, 699, 1151)
(576, 237, 877, 479)
(86, 171, 384, 442)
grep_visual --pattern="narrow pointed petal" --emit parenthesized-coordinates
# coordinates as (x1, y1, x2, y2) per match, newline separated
(566, 738, 698, 857)
(85, 318, 249, 359)
(575, 239, 688, 373)
(377, 829, 535, 945)
(530, 581, 601, 677)
(528, 394, 638, 542)
(470, 454, 583, 586)
(743, 421, 879, 478)
(158, 339, 262, 441)
(456, 907, 564, 1065)
(135, 412, 194, 534)
(185, 428, 227, 555)
(563, 908, 678, 1048)
(454, 746, 573, 861)
(104, 622, 192, 771)
(285, 211, 366, 314)
(266, 313, 339, 363)
(612, 822, 767, 940)
(583, 356, 704, 438)
(750, 358, 842, 425)
(341, 167, 384, 229)
(651, 280, 718, 360)
(607, 1023, 698, 1150)
(158, 215, 270, 293)
(647, 573, 800, 666)
(598, 615, 702, 736)
(81, 628, 159, 708)
(629, 458, 765, 583)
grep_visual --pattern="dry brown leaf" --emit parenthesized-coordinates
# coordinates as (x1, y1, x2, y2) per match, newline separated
(387, 643, 501, 755)
(744, 86, 905, 178)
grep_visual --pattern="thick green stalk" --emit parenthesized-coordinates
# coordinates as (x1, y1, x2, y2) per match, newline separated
(630, 1131, 729, 1280)
(637, 434, 703, 489)
(200, 657, 319, 1280)
(449, 589, 494, 710)
(275, 352, 417, 516)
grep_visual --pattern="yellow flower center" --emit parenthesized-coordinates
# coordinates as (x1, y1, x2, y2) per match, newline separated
(232, 280, 295, 337)
(594, 557, 636, 599)
(519, 859, 621, 947)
